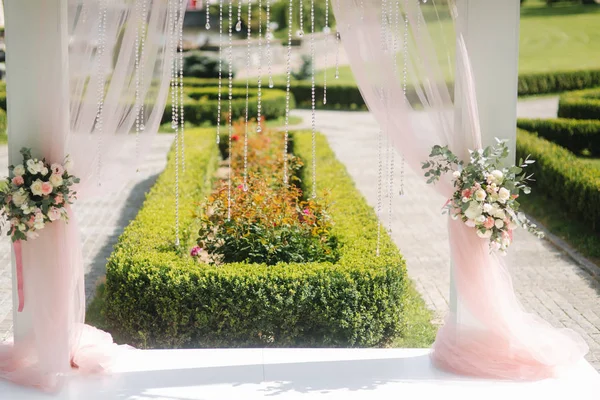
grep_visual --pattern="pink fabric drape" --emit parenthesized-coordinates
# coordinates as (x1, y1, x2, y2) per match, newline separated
(332, 0, 588, 379)
(0, 0, 181, 391)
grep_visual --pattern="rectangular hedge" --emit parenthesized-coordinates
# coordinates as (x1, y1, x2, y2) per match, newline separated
(516, 118, 600, 157)
(104, 128, 408, 349)
(516, 129, 600, 233)
(557, 88, 600, 120)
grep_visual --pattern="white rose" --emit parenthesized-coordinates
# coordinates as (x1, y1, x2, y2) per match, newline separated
(465, 219, 476, 228)
(493, 209, 506, 220)
(47, 207, 62, 222)
(475, 215, 486, 225)
(477, 229, 492, 239)
(30, 179, 44, 196)
(464, 202, 482, 220)
(491, 170, 504, 184)
(498, 187, 511, 202)
(34, 221, 45, 230)
(12, 190, 28, 207)
(13, 164, 25, 176)
(26, 159, 38, 174)
(495, 219, 505, 229)
(483, 203, 493, 213)
(474, 189, 487, 202)
(49, 174, 63, 187)
(462, 197, 469, 203)
(40, 167, 49, 176)
(452, 171, 461, 179)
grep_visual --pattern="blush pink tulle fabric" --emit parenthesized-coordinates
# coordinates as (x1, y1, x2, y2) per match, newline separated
(332, 0, 588, 380)
(0, 0, 176, 392)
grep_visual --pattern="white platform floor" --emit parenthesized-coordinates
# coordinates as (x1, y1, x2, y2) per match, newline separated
(1, 348, 599, 400)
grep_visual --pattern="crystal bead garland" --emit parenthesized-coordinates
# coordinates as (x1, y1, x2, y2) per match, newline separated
(134, 0, 141, 170)
(310, 0, 317, 198)
(236, 0, 243, 31)
(243, 0, 252, 192)
(334, 31, 340, 80)
(216, 0, 224, 145)
(266, 0, 274, 88)
(256, 0, 264, 132)
(322, 0, 330, 105)
(298, 0, 304, 37)
(283, 0, 293, 186)
(399, 0, 409, 197)
(206, 0, 211, 29)
(95, 0, 108, 187)
(179, 0, 186, 172)
(386, 0, 397, 234)
(227, 0, 235, 220)
(168, 0, 181, 246)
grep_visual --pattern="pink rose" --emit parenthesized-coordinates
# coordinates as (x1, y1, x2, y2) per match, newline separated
(461, 189, 472, 199)
(483, 217, 495, 229)
(55, 194, 64, 205)
(41, 181, 53, 196)
(12, 176, 24, 186)
(51, 163, 64, 176)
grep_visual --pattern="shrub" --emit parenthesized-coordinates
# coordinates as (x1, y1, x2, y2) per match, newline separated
(518, 69, 600, 96)
(183, 51, 235, 79)
(516, 129, 600, 232)
(162, 86, 292, 126)
(104, 128, 407, 349)
(517, 118, 600, 156)
(557, 88, 600, 120)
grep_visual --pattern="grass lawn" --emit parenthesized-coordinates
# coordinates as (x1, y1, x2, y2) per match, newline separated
(268, 0, 600, 86)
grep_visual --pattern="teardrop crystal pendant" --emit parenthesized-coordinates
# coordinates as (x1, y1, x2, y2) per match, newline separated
(323, 26, 331, 34)
(206, 22, 211, 29)
(236, 20, 242, 31)
(269, 76, 274, 88)
(297, 29, 304, 37)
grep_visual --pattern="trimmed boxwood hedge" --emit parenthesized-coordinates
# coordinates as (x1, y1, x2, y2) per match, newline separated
(518, 69, 600, 96)
(557, 88, 600, 120)
(516, 118, 600, 156)
(162, 86, 292, 126)
(104, 128, 407, 349)
(516, 129, 600, 233)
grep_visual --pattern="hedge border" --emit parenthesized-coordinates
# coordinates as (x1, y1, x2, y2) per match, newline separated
(516, 129, 600, 233)
(104, 128, 408, 349)
(557, 88, 600, 120)
(516, 117, 600, 156)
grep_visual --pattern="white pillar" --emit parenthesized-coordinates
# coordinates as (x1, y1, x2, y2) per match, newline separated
(4, 0, 70, 341)
(451, 0, 520, 318)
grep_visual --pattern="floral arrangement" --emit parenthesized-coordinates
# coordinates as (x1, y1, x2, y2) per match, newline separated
(422, 139, 543, 254)
(0, 148, 79, 241)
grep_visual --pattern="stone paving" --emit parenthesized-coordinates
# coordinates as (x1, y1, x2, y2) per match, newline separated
(0, 134, 175, 341)
(291, 108, 600, 370)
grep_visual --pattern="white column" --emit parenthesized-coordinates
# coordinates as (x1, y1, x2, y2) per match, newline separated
(4, 0, 70, 341)
(451, 0, 520, 318)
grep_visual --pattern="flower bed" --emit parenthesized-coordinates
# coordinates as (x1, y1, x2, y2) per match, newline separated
(103, 127, 408, 349)
(557, 88, 600, 120)
(517, 118, 600, 156)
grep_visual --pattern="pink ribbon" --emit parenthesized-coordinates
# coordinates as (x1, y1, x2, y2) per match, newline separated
(13, 240, 24, 312)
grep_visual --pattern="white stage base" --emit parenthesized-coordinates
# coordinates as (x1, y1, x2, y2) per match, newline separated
(1, 348, 599, 399)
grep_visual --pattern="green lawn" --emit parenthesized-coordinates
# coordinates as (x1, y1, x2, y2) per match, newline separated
(270, 0, 600, 86)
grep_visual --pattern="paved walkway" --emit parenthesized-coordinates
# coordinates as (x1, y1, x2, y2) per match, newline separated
(291, 107, 600, 370)
(0, 134, 175, 341)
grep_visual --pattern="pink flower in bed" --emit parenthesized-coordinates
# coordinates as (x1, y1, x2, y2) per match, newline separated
(190, 246, 202, 258)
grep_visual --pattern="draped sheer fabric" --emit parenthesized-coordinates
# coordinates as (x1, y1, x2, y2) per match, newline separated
(0, 0, 181, 391)
(332, 0, 588, 380)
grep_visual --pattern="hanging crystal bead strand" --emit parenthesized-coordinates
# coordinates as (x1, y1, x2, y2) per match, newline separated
(297, 0, 304, 37)
(310, 0, 317, 198)
(227, 0, 234, 220)
(399, 0, 409, 197)
(256, 0, 263, 132)
(243, 0, 252, 192)
(168, 0, 181, 246)
(236, 0, 243, 31)
(134, 0, 141, 170)
(206, 0, 211, 29)
(95, 0, 108, 187)
(334, 31, 340, 80)
(216, 0, 224, 145)
(322, 0, 330, 105)
(266, 0, 274, 88)
(179, 0, 186, 173)
(283, 0, 293, 186)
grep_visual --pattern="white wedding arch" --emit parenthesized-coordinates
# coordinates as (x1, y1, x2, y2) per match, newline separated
(0, 0, 599, 398)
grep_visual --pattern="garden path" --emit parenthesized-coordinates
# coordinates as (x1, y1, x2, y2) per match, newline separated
(291, 102, 600, 370)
